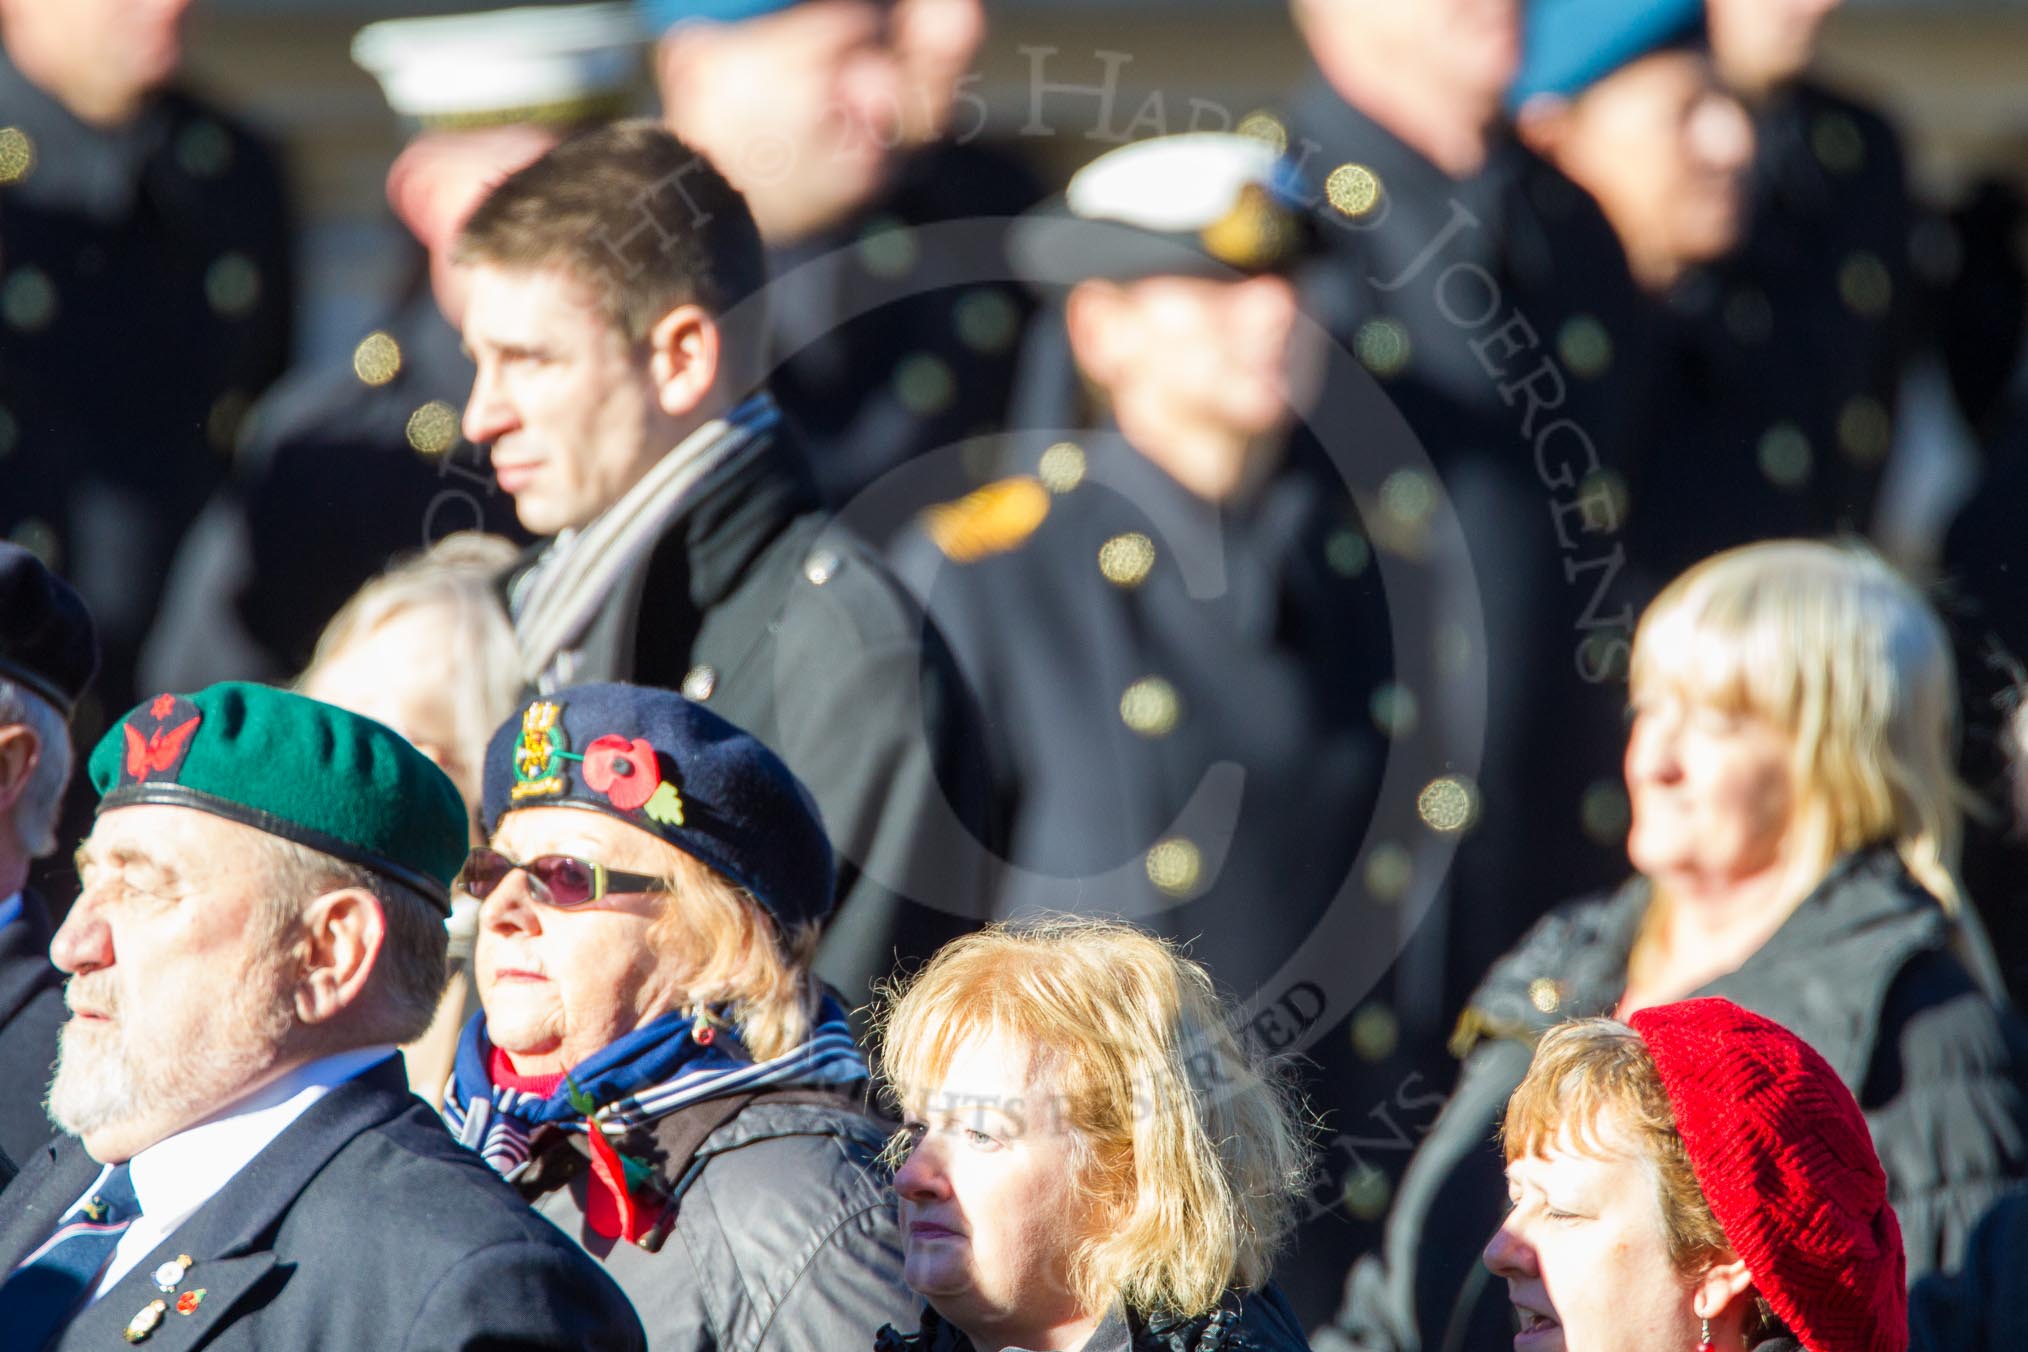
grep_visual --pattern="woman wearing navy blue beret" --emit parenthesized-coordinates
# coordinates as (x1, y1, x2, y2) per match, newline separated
(443, 682, 916, 1350)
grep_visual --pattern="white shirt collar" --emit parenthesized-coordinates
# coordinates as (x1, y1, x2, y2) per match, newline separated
(82, 1044, 396, 1303)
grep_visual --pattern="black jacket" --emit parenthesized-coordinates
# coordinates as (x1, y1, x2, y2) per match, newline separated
(1910, 1189, 2028, 1352)
(0, 1057, 645, 1351)
(507, 426, 996, 1009)
(0, 889, 64, 1163)
(517, 1085, 917, 1352)
(875, 1286, 1313, 1352)
(1321, 850, 2028, 1352)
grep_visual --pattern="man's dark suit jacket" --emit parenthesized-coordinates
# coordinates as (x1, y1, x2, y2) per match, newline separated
(0, 1058, 647, 1351)
(0, 889, 65, 1163)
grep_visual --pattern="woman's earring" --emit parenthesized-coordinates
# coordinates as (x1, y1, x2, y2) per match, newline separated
(1696, 1316, 1714, 1352)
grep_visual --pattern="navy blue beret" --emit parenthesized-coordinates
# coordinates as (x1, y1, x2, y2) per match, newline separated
(0, 544, 98, 716)
(1510, 0, 1705, 107)
(483, 682, 836, 930)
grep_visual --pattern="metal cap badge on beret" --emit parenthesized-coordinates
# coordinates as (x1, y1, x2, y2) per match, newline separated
(1008, 132, 1320, 289)
(1509, 0, 1706, 108)
(483, 683, 836, 931)
(0, 544, 98, 717)
(88, 683, 470, 911)
(354, 3, 644, 131)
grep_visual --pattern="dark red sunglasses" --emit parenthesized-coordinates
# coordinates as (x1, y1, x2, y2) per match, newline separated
(455, 847, 664, 908)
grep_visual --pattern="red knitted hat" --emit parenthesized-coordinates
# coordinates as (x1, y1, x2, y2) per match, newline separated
(1627, 998, 1906, 1352)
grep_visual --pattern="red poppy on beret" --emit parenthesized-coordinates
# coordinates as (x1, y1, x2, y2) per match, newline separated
(582, 735, 662, 812)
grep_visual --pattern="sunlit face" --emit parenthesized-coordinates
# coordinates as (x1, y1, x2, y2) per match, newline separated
(1623, 683, 1795, 888)
(1485, 1119, 1705, 1352)
(459, 264, 665, 536)
(474, 807, 686, 1076)
(0, 0, 195, 124)
(1547, 52, 1755, 289)
(51, 807, 300, 1162)
(891, 1029, 1096, 1349)
(659, 0, 901, 242)
(1706, 0, 1844, 95)
(1073, 272, 1316, 493)
(386, 126, 561, 325)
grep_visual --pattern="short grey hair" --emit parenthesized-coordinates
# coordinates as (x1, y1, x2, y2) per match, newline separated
(254, 835, 451, 1045)
(0, 678, 73, 858)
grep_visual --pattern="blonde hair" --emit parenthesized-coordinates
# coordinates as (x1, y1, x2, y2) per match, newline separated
(874, 916, 1315, 1321)
(1629, 540, 1966, 919)
(300, 533, 522, 811)
(641, 838, 820, 1062)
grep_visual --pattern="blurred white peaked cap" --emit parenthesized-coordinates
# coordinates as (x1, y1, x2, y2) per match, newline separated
(353, 3, 645, 129)
(1065, 132, 1288, 232)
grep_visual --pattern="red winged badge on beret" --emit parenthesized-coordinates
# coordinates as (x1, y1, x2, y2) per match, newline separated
(121, 692, 202, 786)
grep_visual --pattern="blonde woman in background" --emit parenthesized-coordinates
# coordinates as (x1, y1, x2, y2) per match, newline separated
(873, 916, 1315, 1352)
(299, 530, 522, 1093)
(1322, 540, 2028, 1352)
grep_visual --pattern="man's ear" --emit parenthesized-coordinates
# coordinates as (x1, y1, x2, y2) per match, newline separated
(0, 724, 42, 818)
(648, 304, 723, 418)
(1064, 280, 1130, 388)
(293, 888, 387, 1027)
(1514, 92, 1573, 162)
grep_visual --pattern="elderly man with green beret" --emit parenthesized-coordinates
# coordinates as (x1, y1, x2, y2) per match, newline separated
(0, 682, 645, 1351)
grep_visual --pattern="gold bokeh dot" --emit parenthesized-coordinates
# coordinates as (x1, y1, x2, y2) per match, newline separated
(1365, 842, 1412, 903)
(1326, 163, 1381, 218)
(1145, 838, 1204, 897)
(1098, 532, 1156, 588)
(1351, 1003, 1400, 1063)
(1757, 423, 1813, 488)
(353, 331, 403, 387)
(1236, 111, 1288, 156)
(1355, 317, 1411, 376)
(1038, 441, 1087, 493)
(406, 400, 460, 456)
(0, 127, 34, 185)
(1528, 977, 1563, 1015)
(1119, 676, 1182, 738)
(1417, 775, 1480, 835)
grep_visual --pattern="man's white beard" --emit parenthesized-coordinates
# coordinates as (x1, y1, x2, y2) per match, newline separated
(48, 954, 299, 1143)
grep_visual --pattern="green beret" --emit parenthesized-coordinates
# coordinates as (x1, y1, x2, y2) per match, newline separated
(88, 682, 468, 910)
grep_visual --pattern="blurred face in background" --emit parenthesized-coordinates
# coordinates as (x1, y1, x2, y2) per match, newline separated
(1622, 683, 1795, 892)
(386, 125, 563, 326)
(655, 0, 902, 244)
(1706, 0, 1844, 98)
(1297, 0, 1520, 129)
(0, 0, 196, 126)
(1519, 52, 1755, 292)
(888, 0, 986, 146)
(1067, 272, 1318, 502)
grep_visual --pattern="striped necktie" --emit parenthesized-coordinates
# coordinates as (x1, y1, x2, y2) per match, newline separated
(0, 1161, 142, 1350)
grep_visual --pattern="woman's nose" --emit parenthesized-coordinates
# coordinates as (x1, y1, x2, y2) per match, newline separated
(894, 1140, 951, 1202)
(479, 869, 544, 934)
(1482, 1214, 1539, 1280)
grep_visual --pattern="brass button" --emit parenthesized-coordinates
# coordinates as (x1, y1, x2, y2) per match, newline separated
(681, 665, 717, 701)
(804, 549, 840, 586)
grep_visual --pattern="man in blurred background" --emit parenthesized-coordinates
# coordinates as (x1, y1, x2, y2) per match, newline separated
(0, 547, 95, 1165)
(0, 0, 293, 726)
(1278, 9, 1653, 1310)
(640, 0, 1035, 538)
(138, 3, 643, 691)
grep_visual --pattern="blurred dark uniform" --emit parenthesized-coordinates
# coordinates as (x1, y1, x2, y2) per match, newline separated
(140, 269, 527, 688)
(1280, 78, 1653, 1075)
(0, 47, 293, 719)
(769, 137, 1041, 541)
(1629, 77, 1920, 583)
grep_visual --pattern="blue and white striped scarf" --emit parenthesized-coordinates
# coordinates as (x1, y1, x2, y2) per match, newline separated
(442, 993, 868, 1179)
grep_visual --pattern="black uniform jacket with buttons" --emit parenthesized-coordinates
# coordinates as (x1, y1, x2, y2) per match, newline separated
(0, 1057, 646, 1352)
(1321, 850, 2028, 1352)
(139, 280, 529, 690)
(1281, 77, 1657, 1036)
(0, 48, 293, 714)
(0, 888, 64, 1164)
(504, 424, 997, 1008)
(518, 1085, 916, 1352)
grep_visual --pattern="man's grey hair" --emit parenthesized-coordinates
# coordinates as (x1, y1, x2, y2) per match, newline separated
(254, 835, 451, 1046)
(0, 678, 73, 858)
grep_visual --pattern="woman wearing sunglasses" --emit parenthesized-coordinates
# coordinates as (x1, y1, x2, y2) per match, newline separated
(440, 682, 917, 1350)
